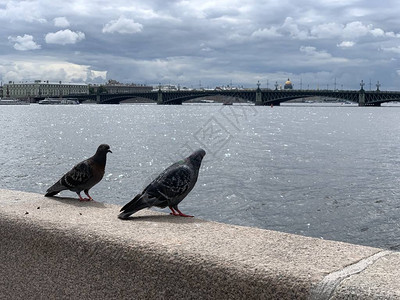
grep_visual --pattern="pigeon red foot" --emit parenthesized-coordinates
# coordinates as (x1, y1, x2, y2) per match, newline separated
(169, 206, 193, 217)
(78, 192, 93, 202)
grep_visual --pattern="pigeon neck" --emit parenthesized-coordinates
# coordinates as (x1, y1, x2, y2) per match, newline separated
(188, 157, 202, 169)
(92, 152, 107, 166)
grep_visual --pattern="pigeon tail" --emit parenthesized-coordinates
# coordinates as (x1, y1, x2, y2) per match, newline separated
(118, 193, 158, 219)
(45, 181, 66, 197)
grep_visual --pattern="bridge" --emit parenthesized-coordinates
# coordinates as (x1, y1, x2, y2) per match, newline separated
(66, 85, 400, 106)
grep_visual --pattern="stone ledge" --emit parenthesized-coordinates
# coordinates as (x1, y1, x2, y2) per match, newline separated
(0, 189, 399, 299)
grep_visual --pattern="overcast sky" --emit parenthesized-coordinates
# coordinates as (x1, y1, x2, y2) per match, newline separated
(1, 0, 400, 90)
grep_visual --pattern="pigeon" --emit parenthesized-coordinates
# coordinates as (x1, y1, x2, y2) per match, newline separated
(118, 148, 206, 219)
(45, 144, 112, 201)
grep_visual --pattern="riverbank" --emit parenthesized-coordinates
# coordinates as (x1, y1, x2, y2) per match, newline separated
(1, 189, 399, 299)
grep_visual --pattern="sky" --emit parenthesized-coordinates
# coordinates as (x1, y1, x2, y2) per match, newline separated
(1, 0, 400, 90)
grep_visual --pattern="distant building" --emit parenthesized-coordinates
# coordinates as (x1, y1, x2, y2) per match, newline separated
(214, 85, 239, 91)
(3, 80, 89, 99)
(284, 78, 293, 90)
(154, 84, 180, 92)
(93, 80, 152, 94)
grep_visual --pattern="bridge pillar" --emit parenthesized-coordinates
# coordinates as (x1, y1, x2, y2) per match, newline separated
(96, 95, 101, 104)
(255, 89, 262, 105)
(255, 84, 262, 106)
(358, 80, 366, 106)
(358, 91, 365, 106)
(157, 89, 163, 105)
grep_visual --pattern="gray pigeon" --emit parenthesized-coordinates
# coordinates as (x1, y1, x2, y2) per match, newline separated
(118, 149, 206, 219)
(45, 144, 112, 201)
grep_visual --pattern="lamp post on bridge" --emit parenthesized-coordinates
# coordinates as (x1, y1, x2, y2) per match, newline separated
(376, 81, 381, 92)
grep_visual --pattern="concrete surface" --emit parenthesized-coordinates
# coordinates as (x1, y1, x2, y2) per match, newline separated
(0, 189, 399, 299)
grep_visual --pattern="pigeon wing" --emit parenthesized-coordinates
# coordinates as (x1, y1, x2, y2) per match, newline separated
(146, 164, 193, 203)
(60, 160, 93, 190)
(118, 165, 192, 219)
(45, 160, 93, 196)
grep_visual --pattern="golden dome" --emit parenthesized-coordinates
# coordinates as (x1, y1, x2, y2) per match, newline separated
(284, 78, 293, 89)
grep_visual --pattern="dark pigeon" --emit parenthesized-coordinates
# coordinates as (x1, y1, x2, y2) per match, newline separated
(45, 144, 112, 201)
(118, 149, 206, 219)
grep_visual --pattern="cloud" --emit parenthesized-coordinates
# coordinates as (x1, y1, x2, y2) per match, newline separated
(281, 17, 311, 40)
(251, 27, 282, 38)
(0, 58, 106, 83)
(344, 21, 373, 38)
(310, 23, 343, 38)
(8, 34, 41, 51)
(45, 29, 85, 45)
(299, 46, 348, 65)
(54, 17, 70, 28)
(250, 18, 399, 43)
(385, 31, 400, 38)
(0, 1, 46, 23)
(87, 69, 108, 83)
(382, 46, 400, 54)
(308, 21, 400, 40)
(102, 16, 143, 34)
(300, 46, 331, 58)
(337, 41, 355, 48)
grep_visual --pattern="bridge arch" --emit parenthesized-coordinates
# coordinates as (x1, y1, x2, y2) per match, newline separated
(63, 89, 400, 106)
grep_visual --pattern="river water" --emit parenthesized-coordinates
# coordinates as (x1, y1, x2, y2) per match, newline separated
(1, 102, 399, 250)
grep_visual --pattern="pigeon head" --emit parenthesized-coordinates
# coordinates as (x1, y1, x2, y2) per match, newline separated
(188, 148, 206, 167)
(93, 144, 112, 164)
(97, 144, 112, 154)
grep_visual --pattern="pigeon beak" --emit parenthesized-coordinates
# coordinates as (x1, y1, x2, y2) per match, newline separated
(108, 150, 112, 153)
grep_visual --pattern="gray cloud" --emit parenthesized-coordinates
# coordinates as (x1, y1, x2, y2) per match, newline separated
(1, 0, 400, 90)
